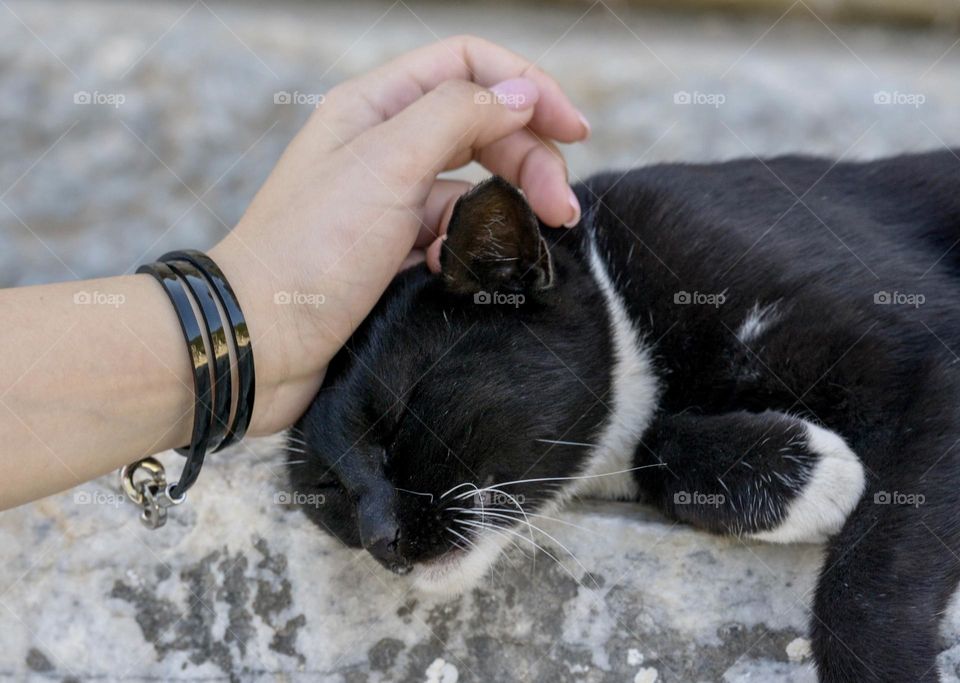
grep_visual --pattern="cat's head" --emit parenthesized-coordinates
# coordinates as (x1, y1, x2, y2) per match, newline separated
(289, 177, 613, 594)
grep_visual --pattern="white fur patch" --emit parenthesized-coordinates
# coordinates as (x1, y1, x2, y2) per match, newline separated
(410, 531, 510, 596)
(569, 234, 660, 501)
(750, 421, 865, 544)
(736, 302, 780, 343)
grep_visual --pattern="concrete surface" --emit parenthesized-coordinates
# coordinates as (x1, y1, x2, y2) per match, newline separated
(3, 0, 960, 680)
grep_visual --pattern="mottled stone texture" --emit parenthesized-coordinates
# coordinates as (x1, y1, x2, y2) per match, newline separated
(3, 1, 960, 680)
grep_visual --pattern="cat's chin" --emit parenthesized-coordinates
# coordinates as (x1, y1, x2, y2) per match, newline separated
(409, 533, 510, 597)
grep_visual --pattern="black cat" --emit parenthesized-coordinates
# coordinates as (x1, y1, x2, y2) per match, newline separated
(290, 150, 960, 681)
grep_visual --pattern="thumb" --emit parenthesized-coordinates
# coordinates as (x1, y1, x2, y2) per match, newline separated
(351, 77, 539, 203)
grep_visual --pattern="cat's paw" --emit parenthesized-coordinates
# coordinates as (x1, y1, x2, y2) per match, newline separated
(750, 421, 866, 544)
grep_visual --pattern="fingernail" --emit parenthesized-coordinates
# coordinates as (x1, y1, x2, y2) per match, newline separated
(563, 187, 581, 228)
(488, 78, 539, 111)
(576, 109, 591, 139)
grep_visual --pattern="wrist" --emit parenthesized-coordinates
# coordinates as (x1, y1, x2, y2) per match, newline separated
(207, 237, 333, 436)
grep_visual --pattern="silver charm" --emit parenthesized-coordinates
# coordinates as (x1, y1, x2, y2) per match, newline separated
(119, 457, 185, 529)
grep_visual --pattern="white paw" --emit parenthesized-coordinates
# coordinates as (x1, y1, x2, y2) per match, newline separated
(749, 421, 866, 544)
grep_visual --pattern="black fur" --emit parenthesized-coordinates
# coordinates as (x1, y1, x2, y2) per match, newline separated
(292, 150, 960, 681)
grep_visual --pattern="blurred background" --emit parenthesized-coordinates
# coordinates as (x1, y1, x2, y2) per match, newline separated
(3, 1, 960, 681)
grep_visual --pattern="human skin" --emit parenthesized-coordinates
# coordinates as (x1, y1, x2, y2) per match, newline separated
(0, 35, 589, 510)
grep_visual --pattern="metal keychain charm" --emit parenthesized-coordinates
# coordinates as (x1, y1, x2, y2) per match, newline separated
(120, 457, 185, 529)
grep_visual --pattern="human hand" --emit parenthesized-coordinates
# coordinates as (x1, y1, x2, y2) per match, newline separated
(209, 35, 590, 436)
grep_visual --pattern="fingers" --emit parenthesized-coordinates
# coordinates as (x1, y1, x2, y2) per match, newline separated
(474, 129, 579, 227)
(417, 179, 472, 248)
(425, 236, 445, 274)
(399, 250, 426, 272)
(421, 179, 474, 273)
(314, 35, 589, 146)
(351, 78, 540, 204)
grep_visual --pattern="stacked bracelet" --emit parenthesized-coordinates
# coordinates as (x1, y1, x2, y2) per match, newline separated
(120, 249, 255, 529)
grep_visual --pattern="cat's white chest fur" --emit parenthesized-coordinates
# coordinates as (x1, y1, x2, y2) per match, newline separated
(568, 234, 660, 501)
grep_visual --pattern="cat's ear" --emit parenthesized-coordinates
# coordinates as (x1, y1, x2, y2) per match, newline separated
(440, 176, 554, 295)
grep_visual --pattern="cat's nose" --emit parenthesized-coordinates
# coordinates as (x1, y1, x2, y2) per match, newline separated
(365, 529, 411, 575)
(355, 481, 411, 574)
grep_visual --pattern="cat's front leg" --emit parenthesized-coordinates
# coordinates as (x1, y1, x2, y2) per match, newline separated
(634, 410, 866, 541)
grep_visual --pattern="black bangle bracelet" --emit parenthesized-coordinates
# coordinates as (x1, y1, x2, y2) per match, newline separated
(136, 262, 213, 500)
(164, 259, 232, 453)
(123, 251, 255, 527)
(160, 250, 256, 451)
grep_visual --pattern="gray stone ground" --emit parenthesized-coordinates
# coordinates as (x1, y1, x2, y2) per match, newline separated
(3, 0, 960, 681)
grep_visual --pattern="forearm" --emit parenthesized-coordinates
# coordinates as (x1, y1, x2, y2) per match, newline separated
(0, 274, 196, 509)
(0, 241, 347, 511)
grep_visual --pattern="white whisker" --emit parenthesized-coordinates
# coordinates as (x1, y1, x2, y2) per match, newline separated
(451, 507, 597, 536)
(396, 487, 434, 502)
(460, 509, 593, 584)
(453, 463, 666, 500)
(477, 485, 536, 552)
(535, 438, 597, 448)
(459, 520, 580, 584)
(458, 519, 531, 559)
(440, 482, 478, 500)
(446, 526, 479, 552)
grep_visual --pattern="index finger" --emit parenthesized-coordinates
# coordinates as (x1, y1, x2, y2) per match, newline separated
(317, 34, 589, 145)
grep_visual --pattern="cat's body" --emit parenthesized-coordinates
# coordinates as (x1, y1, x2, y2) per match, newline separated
(291, 150, 960, 681)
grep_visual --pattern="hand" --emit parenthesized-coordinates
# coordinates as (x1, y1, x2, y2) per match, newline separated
(210, 35, 590, 436)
